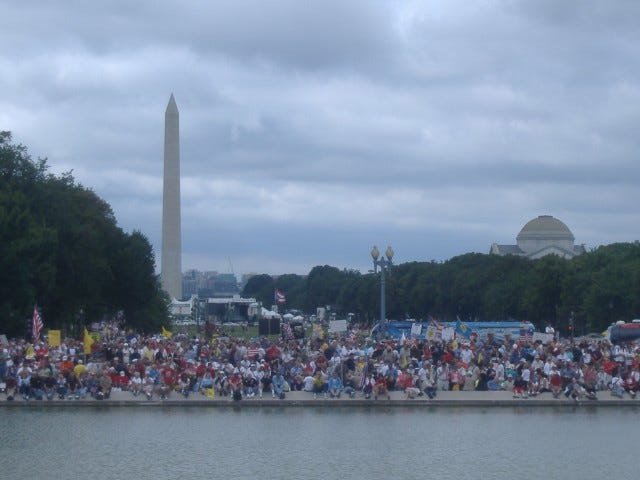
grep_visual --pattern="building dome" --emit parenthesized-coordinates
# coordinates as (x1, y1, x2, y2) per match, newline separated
(516, 215, 575, 255)
(517, 215, 574, 240)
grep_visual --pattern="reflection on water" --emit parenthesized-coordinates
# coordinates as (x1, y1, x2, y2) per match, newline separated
(2, 407, 638, 480)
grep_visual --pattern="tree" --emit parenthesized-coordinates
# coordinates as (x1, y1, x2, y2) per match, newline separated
(0, 132, 169, 337)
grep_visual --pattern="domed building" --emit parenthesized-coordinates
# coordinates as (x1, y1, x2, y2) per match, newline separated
(490, 215, 586, 259)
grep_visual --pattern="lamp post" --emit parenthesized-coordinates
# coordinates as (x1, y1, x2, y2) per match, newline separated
(371, 245, 394, 329)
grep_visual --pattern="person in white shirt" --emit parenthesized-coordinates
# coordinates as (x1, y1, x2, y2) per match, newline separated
(460, 344, 474, 365)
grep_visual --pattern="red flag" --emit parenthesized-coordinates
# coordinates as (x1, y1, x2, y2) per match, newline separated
(32, 307, 44, 343)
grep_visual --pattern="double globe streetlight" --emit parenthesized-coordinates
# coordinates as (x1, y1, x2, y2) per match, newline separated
(371, 245, 394, 329)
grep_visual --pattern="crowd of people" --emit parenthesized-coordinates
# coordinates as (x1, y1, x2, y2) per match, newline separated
(1, 322, 639, 403)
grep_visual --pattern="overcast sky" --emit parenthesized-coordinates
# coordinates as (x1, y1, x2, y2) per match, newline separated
(3, 0, 639, 276)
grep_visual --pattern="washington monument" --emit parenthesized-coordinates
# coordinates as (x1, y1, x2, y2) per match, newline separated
(161, 93, 182, 300)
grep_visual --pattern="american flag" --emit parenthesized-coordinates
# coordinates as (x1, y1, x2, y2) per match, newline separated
(519, 328, 532, 343)
(429, 316, 443, 339)
(32, 307, 44, 343)
(282, 322, 294, 341)
(275, 289, 286, 304)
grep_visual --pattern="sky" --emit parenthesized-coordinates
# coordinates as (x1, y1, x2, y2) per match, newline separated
(2, 0, 639, 277)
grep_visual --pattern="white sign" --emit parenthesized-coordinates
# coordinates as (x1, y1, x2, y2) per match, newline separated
(329, 319, 347, 333)
(411, 323, 422, 336)
(441, 327, 455, 342)
(426, 326, 438, 340)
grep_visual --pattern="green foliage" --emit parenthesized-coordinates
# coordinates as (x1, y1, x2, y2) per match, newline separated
(0, 132, 169, 337)
(242, 274, 275, 306)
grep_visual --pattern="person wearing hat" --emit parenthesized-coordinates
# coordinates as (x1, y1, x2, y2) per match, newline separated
(114, 370, 129, 391)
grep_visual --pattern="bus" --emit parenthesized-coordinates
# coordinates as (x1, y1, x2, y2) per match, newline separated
(372, 320, 536, 342)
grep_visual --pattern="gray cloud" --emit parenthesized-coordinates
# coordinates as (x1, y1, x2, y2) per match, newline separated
(2, 0, 638, 275)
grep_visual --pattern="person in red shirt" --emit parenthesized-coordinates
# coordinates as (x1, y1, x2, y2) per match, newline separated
(624, 369, 639, 398)
(228, 370, 243, 401)
(59, 356, 74, 374)
(114, 371, 129, 390)
(396, 369, 413, 390)
(549, 366, 563, 398)
(442, 347, 454, 365)
(160, 363, 176, 388)
(266, 344, 281, 362)
(374, 374, 390, 400)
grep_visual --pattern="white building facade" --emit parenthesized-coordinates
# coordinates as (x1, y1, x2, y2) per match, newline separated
(490, 215, 586, 259)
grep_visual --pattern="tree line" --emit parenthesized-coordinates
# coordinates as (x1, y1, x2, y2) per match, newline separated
(0, 132, 170, 338)
(243, 244, 640, 336)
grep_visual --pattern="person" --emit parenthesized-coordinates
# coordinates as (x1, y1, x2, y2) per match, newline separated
(43, 371, 56, 400)
(272, 369, 286, 399)
(18, 369, 32, 400)
(260, 364, 272, 398)
(67, 372, 82, 399)
(436, 361, 449, 391)
(158, 378, 171, 400)
(129, 371, 143, 397)
(422, 366, 437, 400)
(396, 369, 413, 391)
(178, 373, 191, 398)
(342, 372, 357, 399)
(229, 369, 243, 401)
(199, 371, 215, 395)
(549, 366, 563, 398)
(114, 370, 129, 391)
(402, 370, 421, 399)
(302, 372, 315, 393)
(610, 373, 625, 398)
(30, 373, 44, 400)
(623, 369, 639, 398)
(374, 374, 390, 400)
(4, 371, 17, 401)
(327, 371, 343, 399)
(312, 370, 326, 399)
(449, 365, 463, 391)
(54, 372, 67, 399)
(214, 370, 229, 397)
(142, 372, 155, 400)
(512, 373, 527, 399)
(98, 369, 112, 399)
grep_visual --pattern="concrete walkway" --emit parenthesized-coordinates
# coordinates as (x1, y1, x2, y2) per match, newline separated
(2, 389, 639, 408)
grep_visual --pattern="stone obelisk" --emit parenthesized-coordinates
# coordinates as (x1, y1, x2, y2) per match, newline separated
(161, 93, 182, 300)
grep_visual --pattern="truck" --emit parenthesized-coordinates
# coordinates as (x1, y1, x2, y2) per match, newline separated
(607, 320, 640, 344)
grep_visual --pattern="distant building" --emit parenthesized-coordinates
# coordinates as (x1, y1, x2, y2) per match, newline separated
(182, 270, 239, 298)
(490, 215, 586, 260)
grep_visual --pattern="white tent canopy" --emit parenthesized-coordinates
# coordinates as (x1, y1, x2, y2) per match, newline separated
(261, 307, 281, 319)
